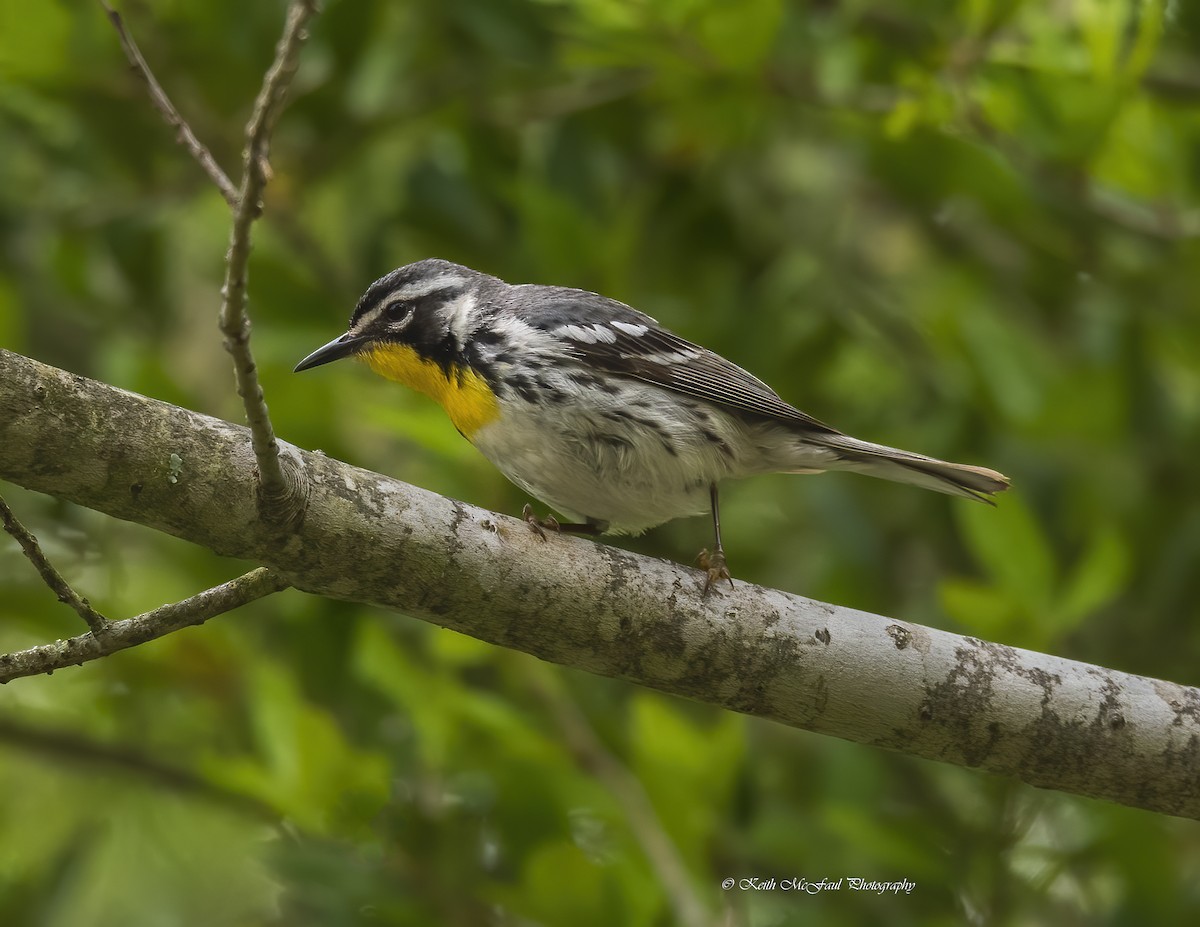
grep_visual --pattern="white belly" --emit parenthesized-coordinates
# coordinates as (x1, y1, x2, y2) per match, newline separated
(470, 379, 767, 534)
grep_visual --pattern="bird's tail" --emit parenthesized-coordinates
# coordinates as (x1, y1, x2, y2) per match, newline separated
(809, 434, 1010, 503)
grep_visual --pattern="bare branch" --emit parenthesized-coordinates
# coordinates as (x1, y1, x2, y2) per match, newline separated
(240, 0, 321, 186)
(95, 0, 238, 206)
(4, 349, 1200, 820)
(1, 493, 109, 634)
(218, 0, 319, 507)
(0, 566, 289, 683)
(530, 665, 715, 927)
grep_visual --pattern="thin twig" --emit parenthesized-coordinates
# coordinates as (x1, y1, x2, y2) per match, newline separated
(1, 493, 109, 634)
(0, 567, 290, 684)
(527, 664, 716, 927)
(218, 0, 319, 503)
(95, 0, 238, 206)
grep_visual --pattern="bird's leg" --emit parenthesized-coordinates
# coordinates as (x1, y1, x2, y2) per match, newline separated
(522, 503, 556, 540)
(522, 504, 603, 540)
(697, 482, 734, 594)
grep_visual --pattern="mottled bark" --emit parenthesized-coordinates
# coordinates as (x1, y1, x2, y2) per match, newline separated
(2, 348, 1198, 819)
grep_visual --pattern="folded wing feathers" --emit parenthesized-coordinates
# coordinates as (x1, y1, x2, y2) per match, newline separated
(539, 296, 1010, 502)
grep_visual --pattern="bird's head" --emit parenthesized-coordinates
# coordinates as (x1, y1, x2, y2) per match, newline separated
(294, 258, 485, 373)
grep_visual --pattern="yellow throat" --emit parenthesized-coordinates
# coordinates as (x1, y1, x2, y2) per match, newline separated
(361, 343, 500, 439)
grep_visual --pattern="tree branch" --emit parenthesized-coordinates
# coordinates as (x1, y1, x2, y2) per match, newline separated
(0, 564, 289, 683)
(1, 493, 109, 634)
(217, 0, 319, 510)
(2, 348, 1199, 820)
(96, 0, 239, 206)
(98, 1, 318, 516)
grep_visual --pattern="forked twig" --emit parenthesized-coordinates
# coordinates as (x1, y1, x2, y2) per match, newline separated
(0, 568, 291, 683)
(99, 0, 320, 510)
(1, 494, 108, 634)
(95, 0, 238, 206)
(218, 0, 320, 503)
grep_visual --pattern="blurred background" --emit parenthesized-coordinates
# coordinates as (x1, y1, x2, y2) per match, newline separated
(2, 0, 1200, 923)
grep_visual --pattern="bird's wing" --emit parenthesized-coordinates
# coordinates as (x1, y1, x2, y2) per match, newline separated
(517, 287, 839, 434)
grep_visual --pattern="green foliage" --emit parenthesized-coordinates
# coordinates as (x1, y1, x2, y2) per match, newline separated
(2, 0, 1200, 923)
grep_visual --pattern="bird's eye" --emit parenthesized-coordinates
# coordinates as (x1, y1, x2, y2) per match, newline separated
(383, 298, 412, 323)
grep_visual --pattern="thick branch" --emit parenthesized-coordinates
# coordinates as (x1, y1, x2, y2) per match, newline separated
(2, 348, 1199, 820)
(0, 566, 289, 683)
(217, 0, 318, 509)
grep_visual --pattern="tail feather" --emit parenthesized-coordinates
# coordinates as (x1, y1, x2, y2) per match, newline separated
(812, 434, 1010, 503)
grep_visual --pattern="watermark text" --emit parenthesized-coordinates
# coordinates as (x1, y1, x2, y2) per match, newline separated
(721, 876, 916, 895)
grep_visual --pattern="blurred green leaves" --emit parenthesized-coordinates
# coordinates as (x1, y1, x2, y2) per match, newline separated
(208, 660, 392, 833)
(943, 495, 1131, 648)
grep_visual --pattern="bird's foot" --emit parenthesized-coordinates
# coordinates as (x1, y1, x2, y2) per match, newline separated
(522, 503, 561, 541)
(697, 548, 734, 596)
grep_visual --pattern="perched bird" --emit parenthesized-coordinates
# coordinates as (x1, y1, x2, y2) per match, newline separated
(295, 259, 1009, 591)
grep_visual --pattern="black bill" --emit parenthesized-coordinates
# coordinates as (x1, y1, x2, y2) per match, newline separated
(293, 332, 370, 372)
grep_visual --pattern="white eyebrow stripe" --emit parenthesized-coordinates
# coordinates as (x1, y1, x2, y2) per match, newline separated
(394, 273, 468, 301)
(611, 320, 648, 337)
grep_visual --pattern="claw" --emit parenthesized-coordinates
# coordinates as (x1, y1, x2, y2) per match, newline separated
(697, 548, 734, 596)
(522, 503, 560, 541)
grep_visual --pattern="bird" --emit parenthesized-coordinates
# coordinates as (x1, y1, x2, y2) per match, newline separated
(294, 258, 1010, 592)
